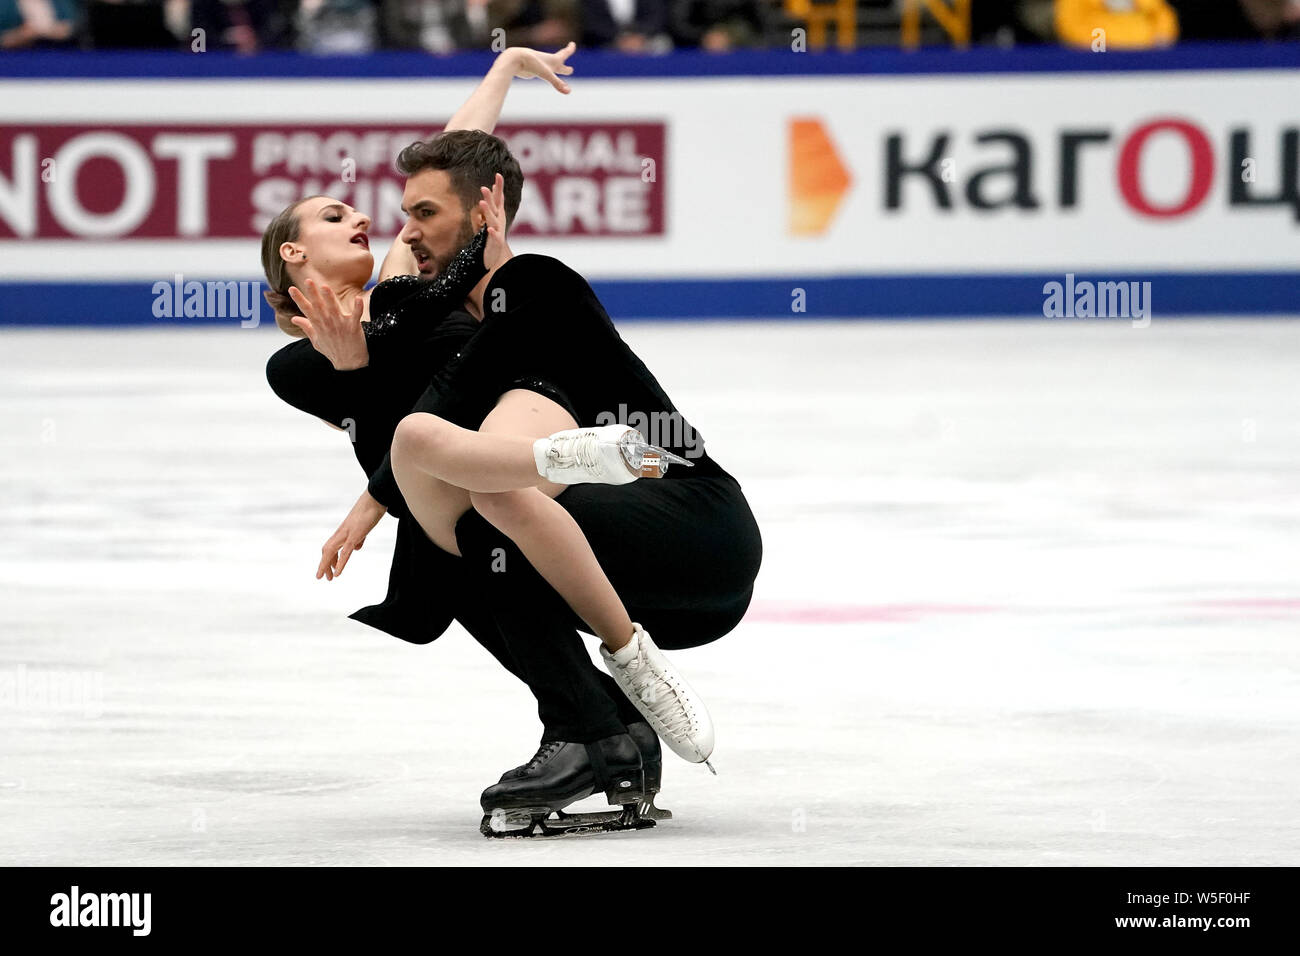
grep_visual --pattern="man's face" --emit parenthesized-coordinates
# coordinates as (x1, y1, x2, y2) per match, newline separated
(398, 169, 479, 279)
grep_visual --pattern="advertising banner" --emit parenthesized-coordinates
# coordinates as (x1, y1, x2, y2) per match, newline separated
(0, 53, 1295, 319)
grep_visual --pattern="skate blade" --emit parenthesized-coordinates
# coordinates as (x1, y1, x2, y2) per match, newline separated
(637, 793, 673, 821)
(559, 793, 673, 824)
(480, 806, 552, 838)
(622, 440, 694, 478)
(480, 805, 656, 839)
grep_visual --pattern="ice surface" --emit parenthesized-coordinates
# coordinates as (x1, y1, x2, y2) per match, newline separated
(1, 319, 1297, 865)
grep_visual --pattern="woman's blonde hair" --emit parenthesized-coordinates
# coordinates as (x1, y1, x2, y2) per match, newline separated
(260, 196, 325, 337)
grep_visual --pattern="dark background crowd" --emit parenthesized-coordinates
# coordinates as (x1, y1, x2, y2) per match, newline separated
(2, 0, 1297, 53)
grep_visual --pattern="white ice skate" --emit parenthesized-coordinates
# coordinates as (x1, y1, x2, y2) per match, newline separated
(601, 623, 716, 767)
(533, 424, 693, 485)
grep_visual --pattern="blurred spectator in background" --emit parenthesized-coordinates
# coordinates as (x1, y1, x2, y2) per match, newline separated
(1170, 0, 1300, 39)
(970, 0, 1051, 45)
(1281, 0, 1300, 38)
(1, 0, 79, 47)
(8, 0, 1299, 52)
(1055, 0, 1178, 49)
(189, 0, 295, 51)
(669, 0, 770, 50)
(85, 0, 177, 45)
(380, 0, 490, 52)
(580, 0, 668, 51)
(492, 0, 576, 48)
(296, 0, 376, 51)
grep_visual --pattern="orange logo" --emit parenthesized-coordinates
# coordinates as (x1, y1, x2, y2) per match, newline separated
(788, 118, 852, 236)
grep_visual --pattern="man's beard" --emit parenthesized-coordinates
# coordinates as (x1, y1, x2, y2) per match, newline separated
(427, 215, 477, 279)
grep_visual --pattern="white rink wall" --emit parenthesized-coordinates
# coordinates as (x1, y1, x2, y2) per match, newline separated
(1, 49, 1298, 321)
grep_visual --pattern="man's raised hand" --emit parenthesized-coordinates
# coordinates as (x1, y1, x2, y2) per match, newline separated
(480, 173, 512, 272)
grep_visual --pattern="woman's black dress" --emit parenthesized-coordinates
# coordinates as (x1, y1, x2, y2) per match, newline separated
(265, 231, 492, 645)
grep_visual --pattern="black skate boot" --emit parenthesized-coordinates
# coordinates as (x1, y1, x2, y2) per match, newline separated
(479, 733, 654, 838)
(531, 723, 672, 828)
(626, 721, 672, 821)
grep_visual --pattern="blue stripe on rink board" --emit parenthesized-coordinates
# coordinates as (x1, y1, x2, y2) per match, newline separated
(2, 273, 1298, 325)
(0, 44, 1298, 80)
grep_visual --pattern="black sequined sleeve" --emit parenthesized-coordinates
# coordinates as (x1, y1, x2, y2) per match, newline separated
(362, 227, 488, 363)
(358, 229, 492, 511)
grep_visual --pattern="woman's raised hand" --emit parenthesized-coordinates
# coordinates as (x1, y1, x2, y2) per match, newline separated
(317, 489, 387, 581)
(480, 173, 513, 273)
(506, 42, 576, 94)
(287, 279, 370, 371)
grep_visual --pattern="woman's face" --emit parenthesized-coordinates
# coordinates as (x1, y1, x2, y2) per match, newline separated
(282, 197, 372, 284)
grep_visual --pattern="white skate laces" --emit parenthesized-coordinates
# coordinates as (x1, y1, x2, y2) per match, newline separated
(601, 623, 716, 769)
(534, 424, 693, 486)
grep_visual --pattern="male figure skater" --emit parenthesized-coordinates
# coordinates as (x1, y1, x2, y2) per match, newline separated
(271, 132, 761, 837)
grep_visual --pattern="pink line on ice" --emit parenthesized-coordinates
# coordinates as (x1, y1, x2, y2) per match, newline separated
(743, 602, 1002, 624)
(743, 597, 1300, 625)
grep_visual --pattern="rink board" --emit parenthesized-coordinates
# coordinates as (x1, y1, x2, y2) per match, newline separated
(1, 46, 1298, 323)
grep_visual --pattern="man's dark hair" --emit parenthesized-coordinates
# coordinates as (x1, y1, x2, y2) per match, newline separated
(396, 130, 524, 230)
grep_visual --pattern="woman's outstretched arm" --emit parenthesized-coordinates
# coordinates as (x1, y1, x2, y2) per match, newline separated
(444, 43, 576, 134)
(376, 44, 575, 282)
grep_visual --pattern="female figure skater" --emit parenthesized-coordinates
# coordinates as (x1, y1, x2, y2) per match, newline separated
(262, 48, 721, 785)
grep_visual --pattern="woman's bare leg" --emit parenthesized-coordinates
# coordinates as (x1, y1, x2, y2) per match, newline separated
(390, 408, 554, 493)
(391, 390, 635, 651)
(390, 458, 473, 557)
(475, 392, 635, 651)
(470, 487, 634, 651)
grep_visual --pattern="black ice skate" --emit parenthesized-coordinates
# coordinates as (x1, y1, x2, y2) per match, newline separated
(479, 732, 655, 838)
(525, 721, 673, 830)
